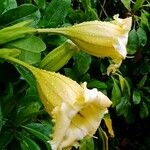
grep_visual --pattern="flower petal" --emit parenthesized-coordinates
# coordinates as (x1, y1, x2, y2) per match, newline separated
(50, 83, 112, 149)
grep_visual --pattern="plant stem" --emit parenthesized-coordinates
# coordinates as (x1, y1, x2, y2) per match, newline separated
(0, 55, 36, 73)
(37, 28, 66, 35)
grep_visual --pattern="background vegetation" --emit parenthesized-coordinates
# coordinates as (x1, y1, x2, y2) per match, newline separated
(0, 0, 149, 150)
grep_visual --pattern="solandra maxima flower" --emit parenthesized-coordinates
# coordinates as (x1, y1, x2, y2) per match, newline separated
(37, 15, 132, 74)
(1, 56, 112, 150)
(32, 69, 112, 150)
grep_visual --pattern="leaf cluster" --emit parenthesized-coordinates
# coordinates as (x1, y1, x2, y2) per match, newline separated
(0, 0, 150, 150)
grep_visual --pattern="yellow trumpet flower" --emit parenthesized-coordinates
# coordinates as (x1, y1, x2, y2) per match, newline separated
(2, 56, 111, 150)
(37, 15, 132, 74)
(33, 69, 112, 150)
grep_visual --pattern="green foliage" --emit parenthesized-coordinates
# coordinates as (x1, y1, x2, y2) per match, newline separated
(39, 0, 71, 27)
(7, 35, 46, 64)
(0, 0, 150, 150)
(79, 138, 94, 150)
(0, 4, 40, 27)
(121, 0, 131, 10)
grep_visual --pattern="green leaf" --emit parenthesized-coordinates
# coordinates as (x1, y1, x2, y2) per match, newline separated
(121, 0, 131, 10)
(22, 124, 52, 150)
(127, 29, 139, 54)
(16, 66, 36, 92)
(133, 0, 145, 12)
(7, 35, 46, 53)
(25, 123, 52, 137)
(124, 78, 131, 97)
(39, 0, 71, 27)
(0, 4, 40, 27)
(118, 75, 125, 93)
(81, 0, 99, 20)
(137, 74, 148, 88)
(140, 11, 150, 30)
(137, 27, 147, 47)
(98, 127, 108, 150)
(111, 77, 122, 107)
(118, 75, 130, 97)
(34, 0, 46, 9)
(133, 90, 141, 104)
(64, 68, 78, 81)
(0, 0, 17, 15)
(15, 95, 41, 124)
(19, 134, 41, 150)
(7, 35, 46, 64)
(20, 51, 41, 64)
(79, 138, 94, 150)
(116, 97, 128, 116)
(74, 52, 91, 75)
(87, 80, 107, 90)
(139, 102, 149, 119)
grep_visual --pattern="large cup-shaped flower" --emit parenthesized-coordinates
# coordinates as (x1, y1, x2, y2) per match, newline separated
(30, 68, 112, 150)
(0, 56, 112, 150)
(37, 15, 132, 74)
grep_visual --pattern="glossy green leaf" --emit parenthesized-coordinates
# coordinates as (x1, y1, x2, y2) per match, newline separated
(133, 0, 145, 12)
(121, 0, 131, 10)
(139, 102, 149, 119)
(98, 127, 108, 150)
(79, 138, 94, 150)
(87, 80, 107, 90)
(64, 68, 78, 81)
(81, 0, 99, 20)
(39, 0, 71, 27)
(20, 51, 41, 64)
(16, 66, 36, 91)
(7, 35, 46, 53)
(19, 134, 40, 150)
(0, 0, 17, 15)
(6, 35, 46, 64)
(118, 75, 125, 93)
(140, 11, 150, 30)
(137, 27, 147, 47)
(116, 97, 128, 116)
(111, 77, 122, 107)
(127, 29, 139, 54)
(137, 74, 148, 88)
(25, 123, 52, 137)
(118, 75, 130, 97)
(15, 95, 41, 123)
(22, 124, 52, 150)
(0, 4, 40, 27)
(34, 0, 46, 9)
(74, 52, 91, 75)
(124, 78, 131, 97)
(133, 90, 141, 104)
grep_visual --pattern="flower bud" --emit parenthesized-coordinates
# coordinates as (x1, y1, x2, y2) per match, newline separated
(37, 15, 132, 74)
(40, 40, 79, 71)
